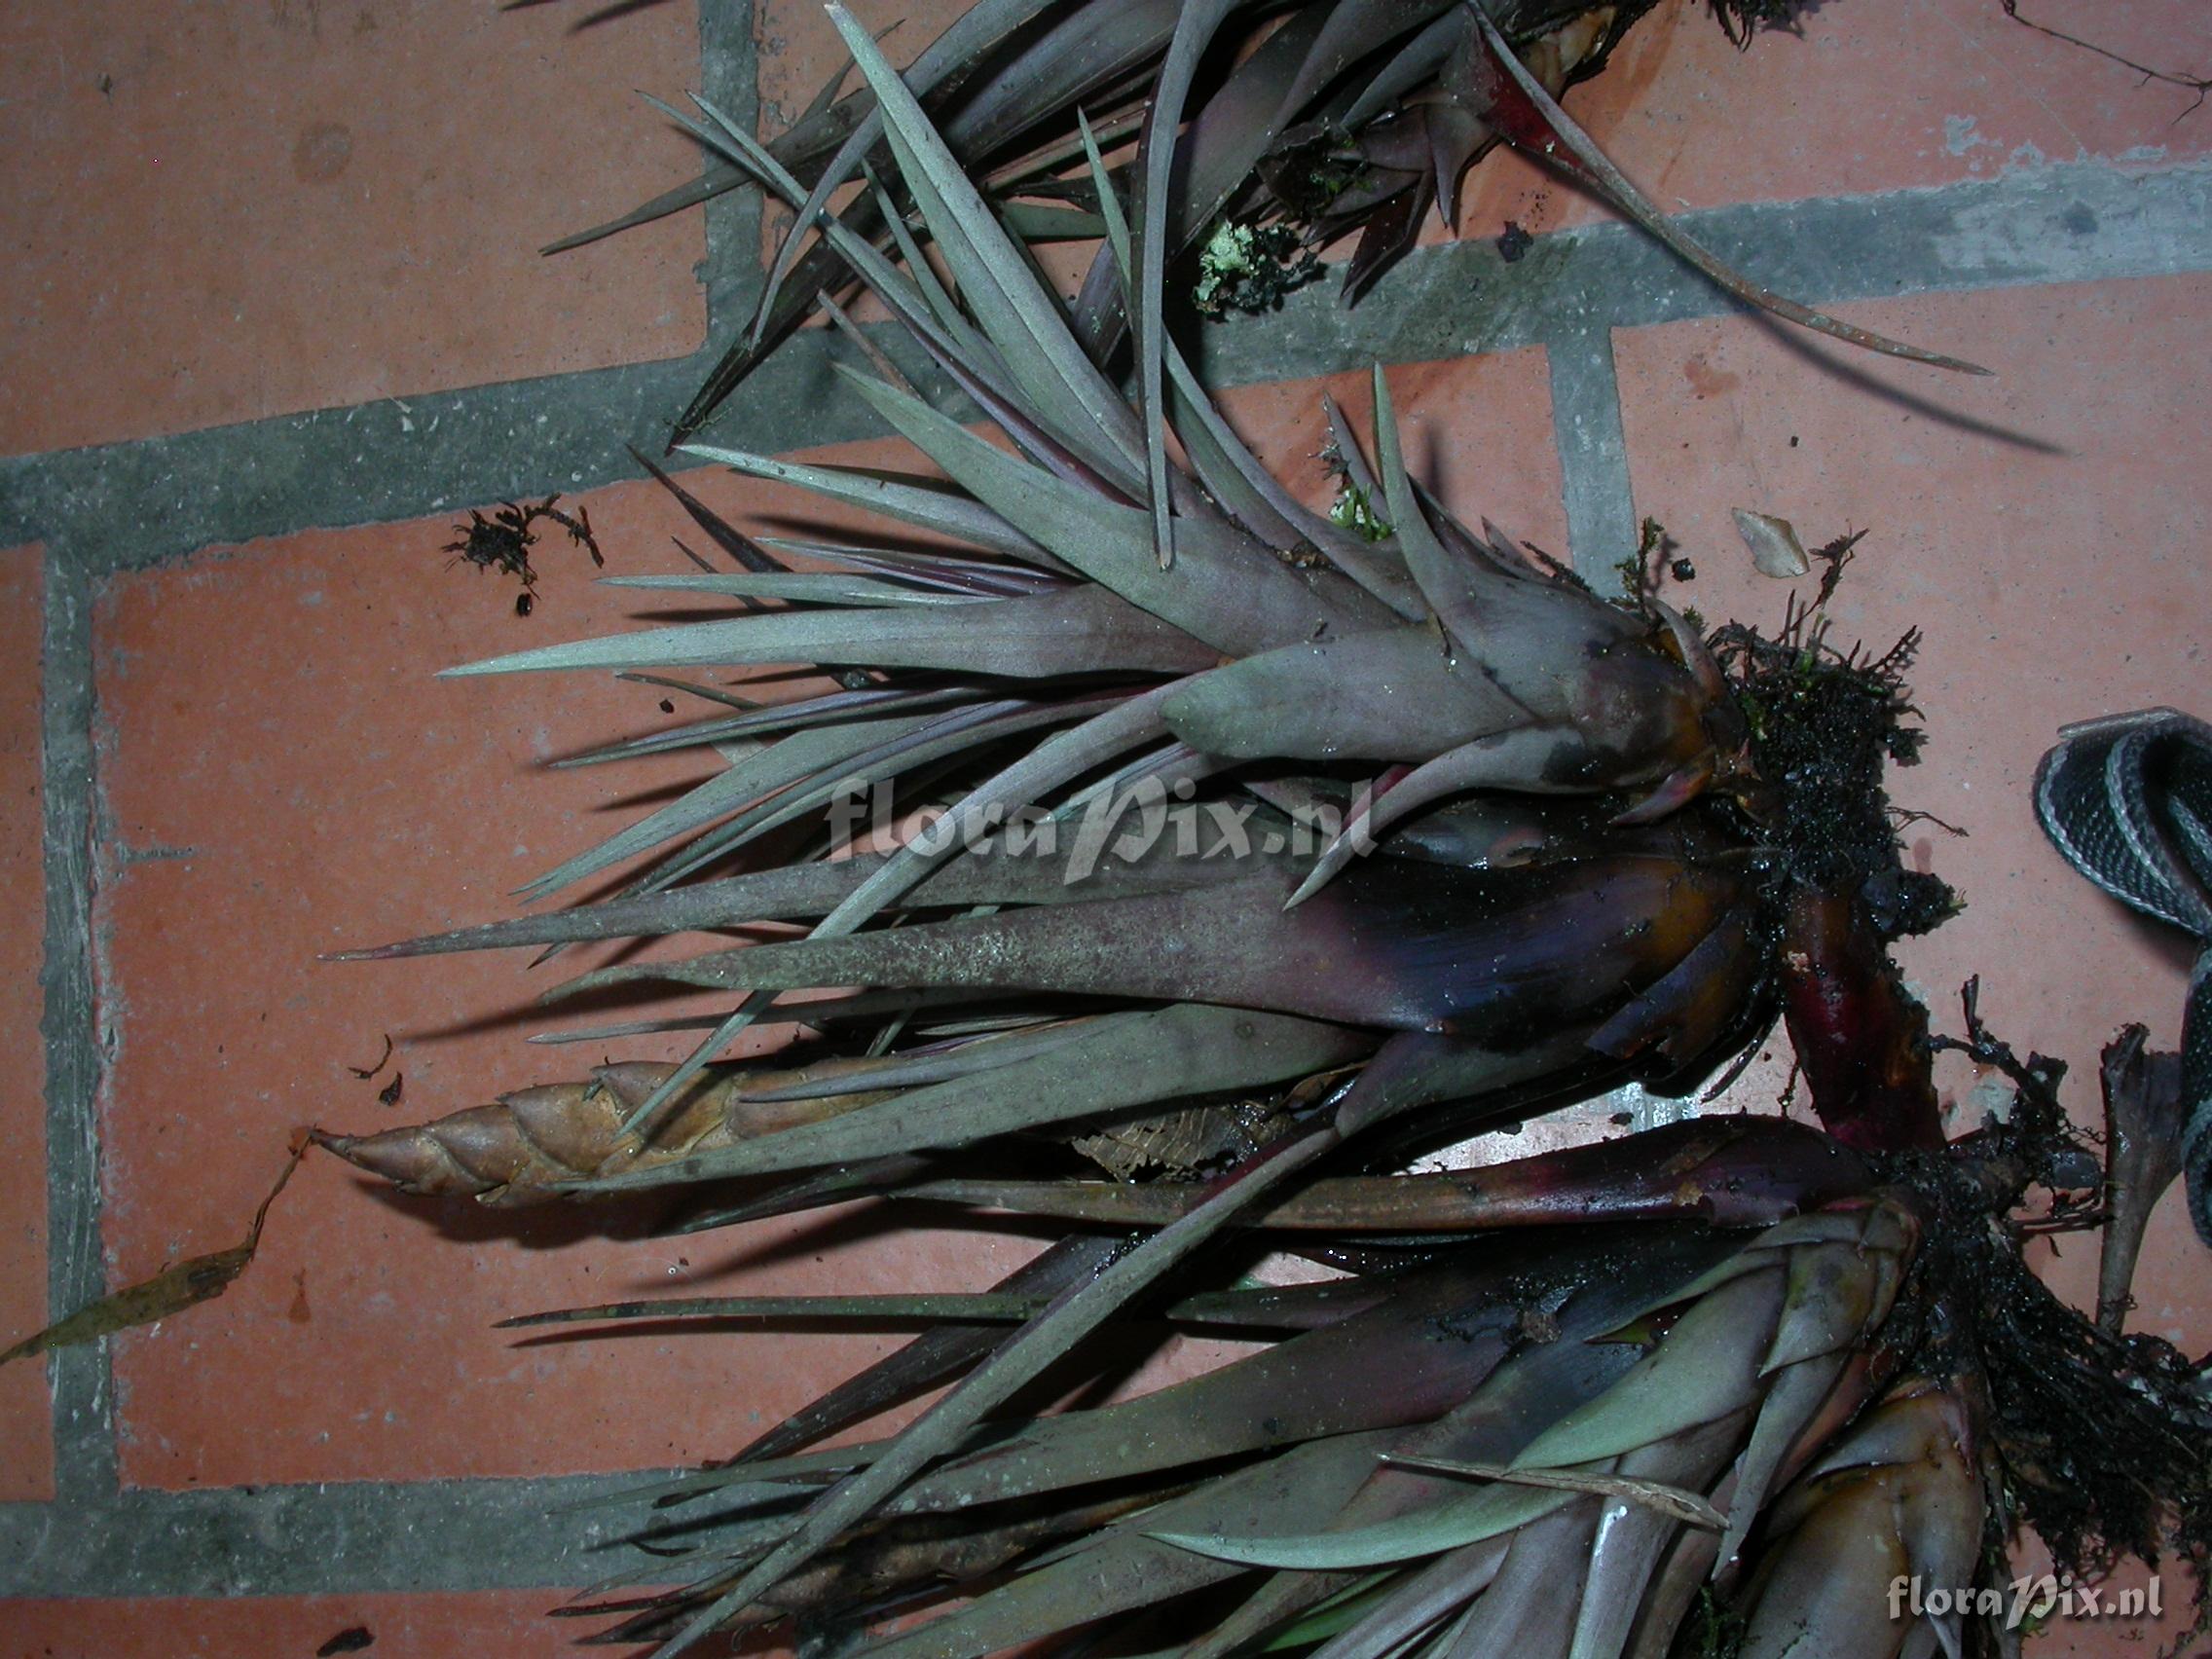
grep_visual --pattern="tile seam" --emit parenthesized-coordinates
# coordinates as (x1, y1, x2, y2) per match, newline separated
(36, 546, 122, 1504)
(0, 1471, 688, 1598)
(699, 0, 768, 336)
(1545, 326, 1638, 587)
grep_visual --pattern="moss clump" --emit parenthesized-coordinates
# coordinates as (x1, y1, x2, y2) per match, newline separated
(1617, 516, 1687, 608)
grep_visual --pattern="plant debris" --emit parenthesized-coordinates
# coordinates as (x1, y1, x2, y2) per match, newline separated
(1380, 1454, 1728, 1530)
(1712, 592, 1956, 940)
(1808, 527, 1865, 609)
(315, 1628, 375, 1657)
(0, 1135, 308, 1366)
(1884, 1012, 2212, 1617)
(378, 1072, 404, 1109)
(443, 495, 604, 610)
(346, 1033, 393, 1080)
(1707, 0, 1804, 49)
(2092, 1023, 2188, 1334)
(2000, 0, 2211, 115)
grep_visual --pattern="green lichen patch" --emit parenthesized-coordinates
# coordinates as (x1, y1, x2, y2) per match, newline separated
(1327, 481, 1392, 541)
(1192, 220, 1323, 317)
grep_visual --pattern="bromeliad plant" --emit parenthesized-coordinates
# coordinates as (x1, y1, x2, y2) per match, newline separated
(317, 9, 2210, 1656)
(565, 0, 1982, 444)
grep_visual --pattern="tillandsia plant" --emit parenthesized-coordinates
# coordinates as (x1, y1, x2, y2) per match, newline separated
(305, 11, 2212, 1658)
(556, 0, 1984, 444)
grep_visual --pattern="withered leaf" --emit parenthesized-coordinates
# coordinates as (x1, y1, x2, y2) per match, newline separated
(0, 1137, 307, 1367)
(1732, 508, 1811, 578)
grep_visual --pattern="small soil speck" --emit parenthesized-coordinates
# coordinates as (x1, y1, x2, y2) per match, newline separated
(293, 122, 353, 185)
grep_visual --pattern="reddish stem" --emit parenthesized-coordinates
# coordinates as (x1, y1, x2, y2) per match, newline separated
(1779, 889, 1947, 1152)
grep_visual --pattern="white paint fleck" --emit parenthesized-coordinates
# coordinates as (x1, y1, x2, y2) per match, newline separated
(1943, 115, 1994, 158)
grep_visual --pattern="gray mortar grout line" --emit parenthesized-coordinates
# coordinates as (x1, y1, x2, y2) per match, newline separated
(1544, 325, 1638, 585)
(1, 156, 2206, 568)
(1189, 156, 2212, 387)
(699, 0, 768, 335)
(38, 546, 122, 1504)
(6, 151, 2212, 1601)
(0, 1471, 698, 1598)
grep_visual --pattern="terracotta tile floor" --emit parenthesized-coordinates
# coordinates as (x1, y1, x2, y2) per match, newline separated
(5, 0, 2211, 1652)
(0, 0, 705, 457)
(0, 545, 52, 1507)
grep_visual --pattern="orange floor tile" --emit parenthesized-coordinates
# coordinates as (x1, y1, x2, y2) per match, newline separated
(0, 544, 53, 1505)
(0, 1, 705, 457)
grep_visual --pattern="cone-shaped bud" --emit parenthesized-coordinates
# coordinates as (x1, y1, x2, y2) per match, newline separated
(313, 1060, 892, 1205)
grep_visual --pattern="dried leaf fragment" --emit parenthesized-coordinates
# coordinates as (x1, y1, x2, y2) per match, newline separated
(1732, 509, 1811, 578)
(0, 1135, 308, 1367)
